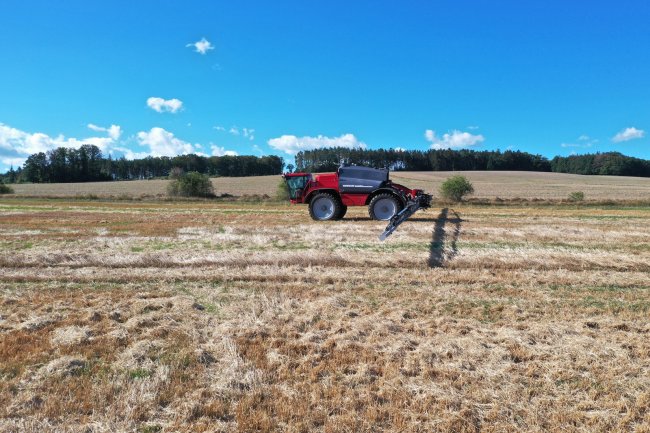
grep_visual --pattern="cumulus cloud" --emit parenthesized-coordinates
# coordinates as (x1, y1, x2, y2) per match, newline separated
(242, 128, 255, 141)
(425, 129, 485, 149)
(0, 122, 240, 171)
(612, 127, 645, 143)
(136, 127, 238, 158)
(210, 145, 238, 156)
(268, 133, 367, 155)
(111, 146, 150, 160)
(146, 97, 183, 113)
(87, 123, 122, 140)
(136, 127, 201, 157)
(562, 135, 598, 149)
(0, 122, 120, 156)
(221, 126, 255, 141)
(186, 37, 214, 55)
(1, 156, 27, 168)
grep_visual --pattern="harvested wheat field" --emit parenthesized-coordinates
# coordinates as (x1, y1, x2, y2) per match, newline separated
(1, 197, 649, 432)
(8, 171, 650, 200)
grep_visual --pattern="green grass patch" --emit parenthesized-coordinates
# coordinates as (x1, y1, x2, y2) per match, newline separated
(138, 424, 162, 433)
(128, 368, 151, 379)
(335, 241, 428, 252)
(578, 296, 650, 313)
(149, 241, 176, 250)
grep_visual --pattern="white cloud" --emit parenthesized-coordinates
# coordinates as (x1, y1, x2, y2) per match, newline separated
(563, 135, 598, 148)
(146, 97, 183, 113)
(136, 127, 236, 158)
(424, 129, 485, 150)
(268, 133, 367, 155)
(242, 128, 255, 141)
(394, 147, 406, 152)
(0, 124, 24, 151)
(210, 145, 238, 156)
(223, 126, 255, 141)
(112, 146, 150, 160)
(0, 122, 120, 156)
(612, 127, 645, 143)
(136, 127, 200, 157)
(186, 37, 214, 55)
(0, 122, 242, 170)
(87, 123, 122, 140)
(1, 157, 26, 168)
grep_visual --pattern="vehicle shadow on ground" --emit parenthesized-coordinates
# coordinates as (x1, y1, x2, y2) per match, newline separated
(428, 208, 463, 268)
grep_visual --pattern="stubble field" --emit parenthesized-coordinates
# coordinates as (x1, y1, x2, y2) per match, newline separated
(8, 170, 650, 200)
(1, 194, 649, 432)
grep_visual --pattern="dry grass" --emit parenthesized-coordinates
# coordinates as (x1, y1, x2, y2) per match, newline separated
(6, 171, 650, 200)
(8, 175, 280, 199)
(390, 171, 650, 200)
(1, 198, 649, 432)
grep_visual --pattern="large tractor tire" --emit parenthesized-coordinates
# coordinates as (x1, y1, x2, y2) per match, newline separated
(335, 205, 348, 220)
(368, 193, 402, 221)
(309, 193, 342, 221)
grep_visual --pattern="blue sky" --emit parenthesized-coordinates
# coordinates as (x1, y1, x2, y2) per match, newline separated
(1, 0, 649, 172)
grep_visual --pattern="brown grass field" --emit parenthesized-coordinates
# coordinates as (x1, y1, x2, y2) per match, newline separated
(7, 170, 650, 200)
(1, 186, 649, 431)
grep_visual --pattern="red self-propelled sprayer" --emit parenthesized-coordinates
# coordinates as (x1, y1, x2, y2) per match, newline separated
(283, 166, 432, 240)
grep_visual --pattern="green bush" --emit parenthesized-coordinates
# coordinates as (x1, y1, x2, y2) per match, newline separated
(169, 167, 184, 179)
(0, 183, 14, 194)
(439, 175, 474, 202)
(568, 191, 585, 202)
(167, 172, 215, 198)
(276, 179, 289, 201)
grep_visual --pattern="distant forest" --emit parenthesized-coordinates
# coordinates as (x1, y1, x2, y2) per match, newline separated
(296, 148, 650, 177)
(0, 145, 284, 183)
(1, 144, 649, 183)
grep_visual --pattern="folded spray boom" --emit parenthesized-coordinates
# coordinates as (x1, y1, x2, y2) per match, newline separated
(379, 192, 432, 241)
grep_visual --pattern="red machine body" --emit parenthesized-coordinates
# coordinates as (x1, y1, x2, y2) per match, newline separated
(285, 172, 420, 207)
(283, 166, 430, 222)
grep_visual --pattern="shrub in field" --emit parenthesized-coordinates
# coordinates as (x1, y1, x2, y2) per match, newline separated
(568, 191, 585, 202)
(439, 175, 474, 202)
(169, 167, 184, 179)
(276, 179, 290, 201)
(0, 182, 14, 194)
(167, 172, 215, 198)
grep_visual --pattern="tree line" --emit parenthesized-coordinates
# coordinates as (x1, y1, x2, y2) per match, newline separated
(295, 148, 650, 177)
(0, 145, 284, 183)
(2, 145, 649, 184)
(296, 148, 552, 172)
(550, 152, 650, 176)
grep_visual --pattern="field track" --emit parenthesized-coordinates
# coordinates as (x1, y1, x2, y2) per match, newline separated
(7, 170, 650, 200)
(1, 198, 649, 432)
